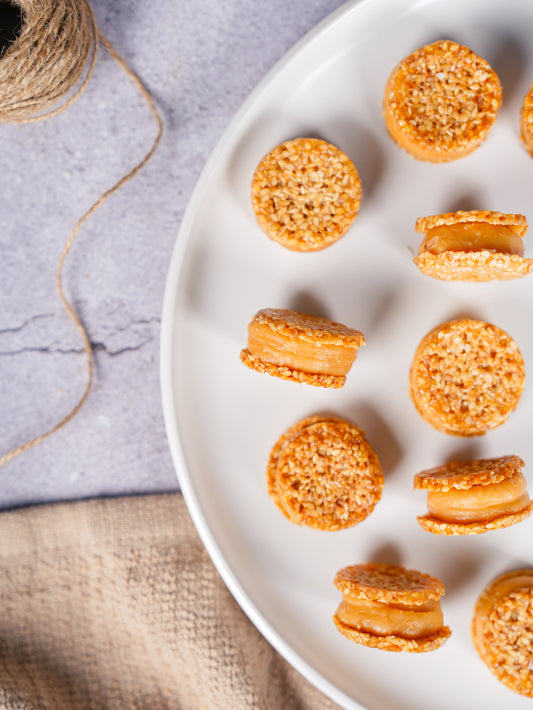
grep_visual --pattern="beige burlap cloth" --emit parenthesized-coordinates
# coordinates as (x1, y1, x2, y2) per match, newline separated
(0, 494, 341, 710)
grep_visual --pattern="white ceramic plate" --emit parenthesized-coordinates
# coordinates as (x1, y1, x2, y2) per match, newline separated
(160, 0, 533, 707)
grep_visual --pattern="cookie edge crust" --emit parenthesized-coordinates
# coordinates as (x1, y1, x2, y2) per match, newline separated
(240, 349, 345, 388)
(417, 502, 533, 535)
(334, 563, 445, 605)
(333, 614, 451, 652)
(251, 308, 366, 347)
(413, 250, 533, 282)
(415, 210, 528, 236)
(471, 569, 533, 697)
(521, 83, 533, 157)
(414, 455, 525, 491)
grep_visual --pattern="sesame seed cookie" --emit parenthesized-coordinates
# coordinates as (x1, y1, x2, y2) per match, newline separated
(267, 416, 383, 530)
(409, 319, 525, 436)
(240, 308, 365, 388)
(472, 570, 533, 697)
(333, 563, 451, 652)
(414, 210, 533, 281)
(251, 138, 362, 251)
(521, 82, 533, 157)
(414, 455, 532, 535)
(383, 40, 501, 162)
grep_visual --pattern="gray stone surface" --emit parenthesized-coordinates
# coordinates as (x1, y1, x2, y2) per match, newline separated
(0, 0, 347, 509)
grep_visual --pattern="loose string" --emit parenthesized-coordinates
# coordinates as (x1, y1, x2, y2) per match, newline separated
(0, 24, 163, 468)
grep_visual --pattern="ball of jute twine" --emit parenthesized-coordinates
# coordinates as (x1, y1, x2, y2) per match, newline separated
(0, 0, 96, 122)
(0, 0, 163, 467)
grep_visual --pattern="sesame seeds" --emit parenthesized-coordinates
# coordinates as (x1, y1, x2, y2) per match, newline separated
(251, 138, 362, 251)
(409, 319, 525, 436)
(267, 417, 383, 530)
(413, 250, 533, 282)
(240, 348, 347, 388)
(484, 591, 533, 695)
(521, 82, 533, 156)
(412, 211, 533, 281)
(415, 211, 528, 237)
(334, 563, 446, 605)
(240, 308, 365, 388)
(384, 40, 501, 161)
(333, 563, 451, 652)
(414, 456, 525, 492)
(473, 572, 533, 697)
(252, 308, 366, 347)
(242, 36, 531, 682)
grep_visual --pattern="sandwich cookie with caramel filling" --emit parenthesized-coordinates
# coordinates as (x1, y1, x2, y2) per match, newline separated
(414, 210, 533, 281)
(267, 416, 383, 530)
(521, 82, 533, 157)
(472, 570, 533, 697)
(409, 319, 525, 436)
(333, 563, 451, 652)
(383, 40, 501, 162)
(240, 308, 365, 388)
(251, 138, 362, 252)
(414, 455, 532, 535)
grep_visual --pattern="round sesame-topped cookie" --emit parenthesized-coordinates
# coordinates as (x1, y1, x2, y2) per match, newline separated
(414, 456, 532, 535)
(409, 319, 525, 436)
(472, 570, 533, 697)
(240, 308, 366, 388)
(521, 82, 533, 157)
(333, 563, 451, 652)
(383, 40, 502, 162)
(413, 210, 533, 281)
(266, 416, 383, 530)
(251, 138, 362, 251)
(334, 562, 445, 605)
(414, 455, 524, 491)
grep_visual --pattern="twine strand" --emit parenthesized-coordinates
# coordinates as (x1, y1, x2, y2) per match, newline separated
(0, 11, 163, 468)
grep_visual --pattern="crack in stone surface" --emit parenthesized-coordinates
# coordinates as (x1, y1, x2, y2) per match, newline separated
(93, 338, 155, 356)
(0, 338, 154, 357)
(0, 317, 160, 357)
(0, 313, 54, 335)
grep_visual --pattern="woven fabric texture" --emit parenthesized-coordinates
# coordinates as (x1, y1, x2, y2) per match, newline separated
(0, 494, 339, 710)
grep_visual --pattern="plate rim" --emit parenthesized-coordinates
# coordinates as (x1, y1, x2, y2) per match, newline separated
(160, 0, 374, 706)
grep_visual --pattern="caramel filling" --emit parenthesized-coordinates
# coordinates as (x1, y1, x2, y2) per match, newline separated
(427, 472, 530, 523)
(247, 321, 357, 376)
(336, 595, 444, 638)
(420, 223, 524, 256)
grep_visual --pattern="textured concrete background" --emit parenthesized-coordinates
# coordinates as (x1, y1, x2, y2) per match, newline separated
(0, 0, 347, 509)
